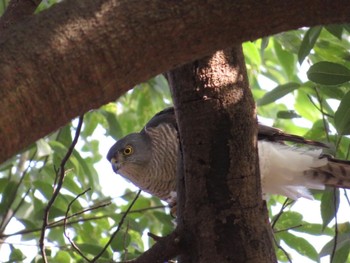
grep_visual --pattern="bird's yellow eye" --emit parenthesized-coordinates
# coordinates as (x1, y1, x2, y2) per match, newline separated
(123, 145, 133, 156)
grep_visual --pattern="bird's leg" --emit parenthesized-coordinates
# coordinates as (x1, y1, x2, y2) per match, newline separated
(166, 191, 177, 217)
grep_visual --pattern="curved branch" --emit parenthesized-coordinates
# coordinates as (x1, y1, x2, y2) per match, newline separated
(0, 0, 350, 162)
(128, 229, 182, 263)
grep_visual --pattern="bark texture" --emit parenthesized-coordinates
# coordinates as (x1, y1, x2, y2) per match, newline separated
(1, 0, 350, 162)
(167, 47, 275, 262)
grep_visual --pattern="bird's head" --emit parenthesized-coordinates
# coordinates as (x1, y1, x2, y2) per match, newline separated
(107, 133, 152, 175)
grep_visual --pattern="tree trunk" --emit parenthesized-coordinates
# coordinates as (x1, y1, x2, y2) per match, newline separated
(167, 46, 276, 262)
(0, 0, 350, 163)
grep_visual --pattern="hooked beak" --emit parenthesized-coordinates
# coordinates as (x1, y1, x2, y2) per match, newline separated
(110, 154, 124, 173)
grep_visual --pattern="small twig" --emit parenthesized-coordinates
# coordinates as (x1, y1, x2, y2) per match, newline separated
(128, 228, 181, 263)
(64, 188, 92, 261)
(344, 189, 350, 207)
(39, 115, 84, 263)
(90, 190, 142, 262)
(346, 141, 350, 160)
(1, 205, 166, 239)
(123, 221, 130, 262)
(9, 188, 31, 222)
(273, 235, 292, 263)
(271, 198, 293, 229)
(307, 93, 333, 119)
(330, 189, 339, 263)
(335, 136, 342, 155)
(312, 87, 331, 142)
(148, 232, 162, 241)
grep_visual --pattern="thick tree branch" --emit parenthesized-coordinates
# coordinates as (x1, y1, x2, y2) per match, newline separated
(0, 0, 40, 31)
(0, 0, 350, 162)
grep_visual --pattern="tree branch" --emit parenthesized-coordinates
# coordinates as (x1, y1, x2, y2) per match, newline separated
(0, 0, 40, 31)
(39, 115, 84, 263)
(128, 228, 182, 263)
(0, 0, 350, 162)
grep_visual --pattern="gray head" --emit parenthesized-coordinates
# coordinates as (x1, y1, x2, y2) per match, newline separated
(107, 132, 152, 176)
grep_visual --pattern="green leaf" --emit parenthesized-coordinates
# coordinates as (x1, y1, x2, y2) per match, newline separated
(9, 247, 26, 262)
(78, 243, 110, 257)
(51, 251, 72, 263)
(111, 231, 131, 252)
(278, 231, 319, 262)
(334, 91, 350, 135)
(274, 39, 296, 79)
(321, 189, 339, 229)
(298, 26, 322, 64)
(33, 181, 53, 200)
(307, 61, 350, 85)
(325, 24, 343, 40)
(332, 240, 350, 263)
(272, 211, 303, 231)
(294, 89, 321, 122)
(320, 233, 350, 257)
(101, 110, 123, 140)
(36, 139, 52, 158)
(276, 110, 300, 119)
(0, 180, 18, 214)
(292, 222, 333, 236)
(261, 37, 270, 51)
(257, 82, 300, 106)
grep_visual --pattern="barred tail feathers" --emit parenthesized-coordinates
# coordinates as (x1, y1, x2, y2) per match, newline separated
(305, 157, 350, 189)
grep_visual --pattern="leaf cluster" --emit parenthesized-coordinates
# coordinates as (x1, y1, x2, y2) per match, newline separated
(245, 25, 350, 262)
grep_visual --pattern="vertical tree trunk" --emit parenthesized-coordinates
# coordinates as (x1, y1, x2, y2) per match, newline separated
(167, 46, 276, 262)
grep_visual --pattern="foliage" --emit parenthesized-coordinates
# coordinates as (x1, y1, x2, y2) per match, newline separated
(246, 25, 350, 262)
(0, 1, 350, 263)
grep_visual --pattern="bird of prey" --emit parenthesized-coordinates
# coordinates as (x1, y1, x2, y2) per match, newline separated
(107, 107, 350, 203)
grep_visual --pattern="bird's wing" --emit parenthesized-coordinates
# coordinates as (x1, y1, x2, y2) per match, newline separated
(142, 108, 327, 148)
(141, 107, 177, 133)
(258, 123, 327, 148)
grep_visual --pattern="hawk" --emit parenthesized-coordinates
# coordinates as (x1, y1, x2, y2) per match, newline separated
(107, 107, 350, 203)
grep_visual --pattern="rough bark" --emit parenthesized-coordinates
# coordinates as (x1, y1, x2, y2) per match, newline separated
(0, 0, 350, 162)
(0, 0, 40, 31)
(167, 47, 275, 262)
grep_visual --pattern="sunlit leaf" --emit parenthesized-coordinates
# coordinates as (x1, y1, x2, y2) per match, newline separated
(292, 222, 333, 236)
(278, 232, 319, 262)
(272, 211, 303, 231)
(51, 251, 72, 263)
(274, 39, 296, 79)
(321, 188, 339, 229)
(36, 139, 52, 158)
(294, 89, 321, 121)
(257, 82, 300, 106)
(298, 26, 322, 64)
(334, 91, 350, 135)
(32, 181, 53, 200)
(307, 61, 350, 85)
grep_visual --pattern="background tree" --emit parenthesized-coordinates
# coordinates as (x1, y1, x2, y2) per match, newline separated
(0, 0, 350, 262)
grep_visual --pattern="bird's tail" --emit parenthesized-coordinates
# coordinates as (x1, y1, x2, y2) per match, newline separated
(305, 156, 350, 189)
